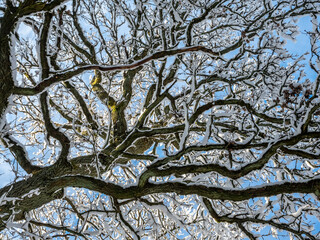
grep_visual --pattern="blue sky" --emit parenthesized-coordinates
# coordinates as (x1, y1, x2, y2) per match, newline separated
(0, 5, 320, 239)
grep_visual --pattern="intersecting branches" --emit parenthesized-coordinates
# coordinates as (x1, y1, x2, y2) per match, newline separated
(1, 0, 320, 239)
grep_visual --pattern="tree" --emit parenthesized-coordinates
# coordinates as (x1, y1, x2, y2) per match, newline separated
(0, 0, 320, 239)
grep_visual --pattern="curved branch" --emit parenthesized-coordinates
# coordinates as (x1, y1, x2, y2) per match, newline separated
(38, 13, 71, 168)
(12, 46, 219, 96)
(186, 0, 225, 46)
(29, 219, 89, 240)
(138, 131, 320, 186)
(1, 134, 42, 174)
(203, 198, 316, 240)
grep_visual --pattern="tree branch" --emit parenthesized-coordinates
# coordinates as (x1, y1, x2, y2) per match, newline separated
(203, 198, 316, 240)
(12, 46, 220, 96)
(1, 134, 42, 174)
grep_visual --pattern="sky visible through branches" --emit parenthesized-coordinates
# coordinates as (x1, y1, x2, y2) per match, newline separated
(1, 0, 320, 239)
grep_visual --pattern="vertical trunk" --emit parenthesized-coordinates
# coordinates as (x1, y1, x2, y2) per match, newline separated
(0, 11, 16, 128)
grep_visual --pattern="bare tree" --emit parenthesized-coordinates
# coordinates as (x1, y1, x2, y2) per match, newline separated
(0, 0, 320, 239)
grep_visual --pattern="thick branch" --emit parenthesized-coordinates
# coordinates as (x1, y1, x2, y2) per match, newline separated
(1, 134, 42, 174)
(138, 131, 320, 186)
(12, 46, 219, 96)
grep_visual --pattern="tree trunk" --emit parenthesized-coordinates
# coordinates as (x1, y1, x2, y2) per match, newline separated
(0, 11, 15, 128)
